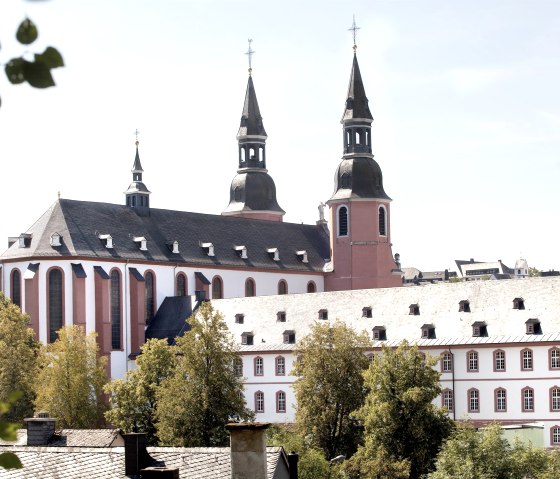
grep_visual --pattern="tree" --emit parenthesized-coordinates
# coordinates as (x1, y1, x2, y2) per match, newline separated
(0, 293, 39, 423)
(0, 394, 23, 470)
(104, 338, 176, 445)
(155, 302, 253, 446)
(34, 325, 108, 428)
(349, 341, 453, 479)
(528, 267, 540, 277)
(291, 321, 371, 460)
(1, 9, 64, 108)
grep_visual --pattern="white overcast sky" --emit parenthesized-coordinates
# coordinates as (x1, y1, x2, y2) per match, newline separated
(0, 0, 559, 272)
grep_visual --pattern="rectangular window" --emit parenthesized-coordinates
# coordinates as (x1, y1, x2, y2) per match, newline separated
(241, 333, 254, 345)
(495, 389, 507, 412)
(276, 356, 285, 376)
(277, 311, 286, 322)
(553, 427, 560, 445)
(468, 351, 479, 372)
(551, 349, 560, 369)
(255, 392, 264, 413)
(469, 389, 479, 413)
(277, 392, 286, 413)
(254, 357, 264, 376)
(551, 388, 560, 411)
(494, 350, 506, 371)
(442, 352, 452, 373)
(443, 390, 453, 412)
(318, 309, 328, 320)
(235, 314, 244, 324)
(362, 307, 372, 318)
(522, 349, 533, 371)
(523, 388, 534, 412)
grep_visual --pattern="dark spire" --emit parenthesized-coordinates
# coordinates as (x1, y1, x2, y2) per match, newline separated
(125, 138, 151, 216)
(342, 54, 373, 122)
(238, 76, 267, 139)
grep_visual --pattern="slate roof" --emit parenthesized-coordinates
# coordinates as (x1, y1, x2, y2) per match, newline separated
(238, 76, 267, 138)
(0, 429, 123, 448)
(145, 296, 193, 343)
(1, 199, 330, 272)
(0, 446, 287, 479)
(342, 53, 373, 121)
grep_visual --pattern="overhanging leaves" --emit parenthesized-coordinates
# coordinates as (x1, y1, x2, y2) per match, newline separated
(16, 18, 38, 45)
(0, 452, 23, 469)
(36, 47, 64, 69)
(23, 60, 55, 88)
(5, 59, 26, 84)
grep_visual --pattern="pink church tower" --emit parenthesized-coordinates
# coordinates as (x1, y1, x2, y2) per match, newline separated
(325, 35, 401, 291)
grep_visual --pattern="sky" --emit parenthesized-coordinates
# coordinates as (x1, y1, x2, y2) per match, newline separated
(0, 0, 559, 273)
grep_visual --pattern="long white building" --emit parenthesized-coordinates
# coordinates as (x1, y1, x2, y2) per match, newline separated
(213, 277, 560, 447)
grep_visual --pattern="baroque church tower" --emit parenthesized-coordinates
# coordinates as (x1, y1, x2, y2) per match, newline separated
(124, 137, 151, 217)
(222, 42, 285, 222)
(325, 31, 401, 290)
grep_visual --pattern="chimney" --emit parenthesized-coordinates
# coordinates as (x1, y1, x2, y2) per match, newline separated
(287, 452, 299, 479)
(226, 422, 270, 479)
(24, 411, 56, 446)
(124, 433, 153, 476)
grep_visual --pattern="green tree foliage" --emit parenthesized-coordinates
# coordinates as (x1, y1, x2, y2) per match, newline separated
(292, 321, 371, 460)
(104, 338, 176, 445)
(350, 341, 453, 479)
(430, 422, 558, 479)
(34, 325, 108, 428)
(155, 302, 253, 446)
(1, 12, 64, 108)
(0, 293, 39, 423)
(0, 394, 23, 470)
(529, 267, 541, 277)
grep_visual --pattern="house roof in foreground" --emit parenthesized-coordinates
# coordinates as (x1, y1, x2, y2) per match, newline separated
(0, 446, 286, 479)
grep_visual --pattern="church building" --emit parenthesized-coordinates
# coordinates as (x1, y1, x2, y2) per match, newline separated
(0, 43, 401, 379)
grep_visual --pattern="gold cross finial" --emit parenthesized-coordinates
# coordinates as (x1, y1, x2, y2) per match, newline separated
(349, 15, 360, 51)
(135, 128, 140, 147)
(245, 39, 255, 76)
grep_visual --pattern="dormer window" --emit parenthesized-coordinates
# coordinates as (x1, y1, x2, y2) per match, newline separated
(525, 318, 541, 335)
(235, 314, 244, 324)
(234, 245, 248, 259)
(296, 250, 308, 263)
(50, 232, 62, 247)
(318, 309, 328, 320)
(459, 300, 471, 313)
(472, 321, 488, 337)
(513, 297, 525, 310)
(98, 234, 113, 249)
(18, 234, 32, 248)
(372, 326, 387, 341)
(277, 311, 286, 322)
(409, 304, 420, 315)
(167, 241, 179, 254)
(421, 324, 436, 339)
(267, 248, 280, 261)
(241, 332, 254, 345)
(283, 330, 296, 344)
(201, 242, 214, 256)
(362, 307, 372, 318)
(133, 236, 147, 251)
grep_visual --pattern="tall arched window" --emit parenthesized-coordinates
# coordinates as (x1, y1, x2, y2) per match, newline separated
(255, 391, 264, 413)
(212, 276, 223, 299)
(307, 281, 316, 293)
(338, 205, 348, 236)
(145, 271, 155, 324)
(176, 273, 187, 296)
(278, 280, 288, 295)
(48, 268, 64, 343)
(378, 206, 387, 236)
(276, 391, 286, 413)
(245, 278, 256, 297)
(10, 269, 21, 308)
(110, 269, 122, 350)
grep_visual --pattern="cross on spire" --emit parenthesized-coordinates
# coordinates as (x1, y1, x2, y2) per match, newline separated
(348, 15, 360, 51)
(245, 39, 255, 76)
(135, 128, 140, 146)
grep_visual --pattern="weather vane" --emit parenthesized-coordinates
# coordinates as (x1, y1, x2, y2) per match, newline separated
(349, 15, 360, 51)
(245, 39, 255, 76)
(135, 128, 140, 146)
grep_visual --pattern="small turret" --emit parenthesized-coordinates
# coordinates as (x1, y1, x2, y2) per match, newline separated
(125, 138, 151, 217)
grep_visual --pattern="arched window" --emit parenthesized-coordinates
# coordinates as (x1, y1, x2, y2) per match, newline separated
(307, 281, 316, 293)
(495, 388, 507, 412)
(48, 268, 64, 343)
(468, 388, 480, 413)
(233, 357, 243, 377)
(176, 273, 187, 297)
(240, 146, 246, 162)
(378, 206, 387, 236)
(346, 130, 351, 148)
(278, 280, 288, 295)
(442, 389, 453, 412)
(551, 387, 560, 412)
(522, 387, 534, 412)
(255, 391, 264, 413)
(276, 391, 286, 413)
(338, 205, 348, 236)
(10, 269, 21, 308)
(494, 350, 506, 371)
(552, 426, 560, 445)
(550, 348, 560, 369)
(355, 130, 362, 145)
(441, 352, 453, 373)
(254, 356, 264, 376)
(212, 276, 223, 300)
(467, 350, 479, 372)
(276, 356, 286, 376)
(145, 271, 155, 324)
(110, 269, 122, 350)
(259, 146, 264, 163)
(521, 348, 533, 371)
(245, 278, 256, 297)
